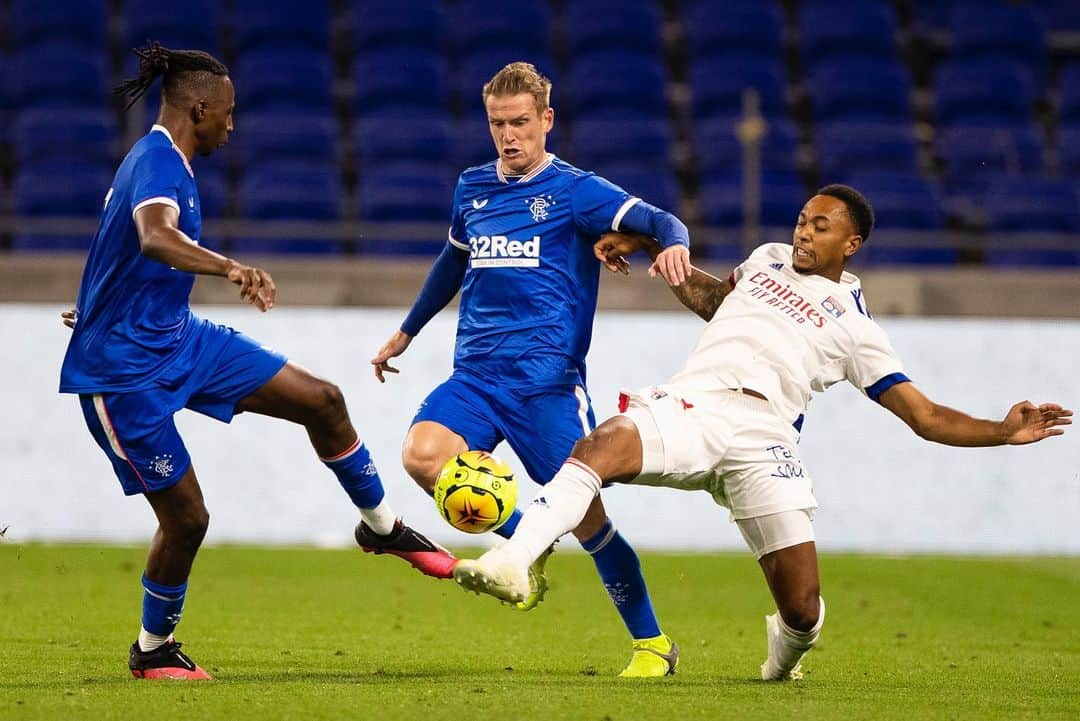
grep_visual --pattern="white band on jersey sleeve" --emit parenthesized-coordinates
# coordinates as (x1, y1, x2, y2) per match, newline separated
(132, 196, 180, 218)
(611, 197, 642, 231)
(447, 227, 470, 251)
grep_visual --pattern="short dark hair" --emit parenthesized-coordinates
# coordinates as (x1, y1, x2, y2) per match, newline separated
(816, 184, 874, 242)
(114, 41, 229, 110)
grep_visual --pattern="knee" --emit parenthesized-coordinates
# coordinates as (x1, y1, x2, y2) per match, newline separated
(401, 436, 449, 492)
(310, 381, 348, 427)
(571, 415, 633, 463)
(780, 592, 822, 633)
(168, 506, 210, 551)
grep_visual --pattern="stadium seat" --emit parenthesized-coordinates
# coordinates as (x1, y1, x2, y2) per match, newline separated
(565, 53, 668, 121)
(353, 50, 450, 114)
(1059, 64, 1080, 125)
(12, 0, 107, 50)
(454, 51, 558, 114)
(13, 161, 113, 250)
(14, 108, 118, 166)
(809, 57, 912, 123)
(843, 171, 946, 230)
(235, 161, 342, 253)
(701, 171, 807, 227)
(192, 167, 229, 219)
(356, 162, 455, 254)
(817, 121, 918, 179)
(690, 56, 788, 120)
(984, 247, 1080, 267)
(984, 177, 1079, 233)
(234, 50, 334, 113)
(125, 0, 220, 52)
(592, 162, 681, 214)
(1059, 126, 1080, 178)
(355, 113, 451, 166)
(949, 2, 1047, 72)
(448, 1, 551, 59)
(683, 0, 783, 62)
(563, 0, 663, 58)
(14, 42, 110, 108)
(693, 114, 799, 174)
(230, 111, 338, 171)
(352, 0, 446, 54)
(232, 0, 331, 53)
(1039, 0, 1080, 30)
(569, 118, 671, 169)
(451, 116, 498, 169)
(934, 59, 1036, 127)
(798, 1, 898, 71)
(937, 125, 1044, 185)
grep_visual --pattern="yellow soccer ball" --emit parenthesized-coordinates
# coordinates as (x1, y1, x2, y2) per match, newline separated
(433, 450, 517, 534)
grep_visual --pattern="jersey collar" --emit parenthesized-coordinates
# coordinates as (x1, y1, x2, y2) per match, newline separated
(496, 153, 554, 184)
(151, 124, 195, 178)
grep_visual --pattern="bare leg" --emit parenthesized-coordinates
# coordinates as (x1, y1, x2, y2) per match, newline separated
(757, 542, 824, 680)
(143, 467, 210, 585)
(401, 420, 468, 494)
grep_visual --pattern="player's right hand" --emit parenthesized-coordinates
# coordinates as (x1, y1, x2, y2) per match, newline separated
(371, 330, 413, 383)
(226, 260, 276, 311)
(649, 245, 692, 287)
(594, 232, 654, 274)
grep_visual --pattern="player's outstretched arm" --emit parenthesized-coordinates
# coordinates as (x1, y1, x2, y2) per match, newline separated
(594, 232, 733, 321)
(371, 330, 412, 383)
(878, 381, 1072, 447)
(134, 204, 275, 311)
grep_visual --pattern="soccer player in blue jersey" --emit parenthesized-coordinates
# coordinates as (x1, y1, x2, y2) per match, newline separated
(59, 43, 456, 680)
(370, 62, 692, 677)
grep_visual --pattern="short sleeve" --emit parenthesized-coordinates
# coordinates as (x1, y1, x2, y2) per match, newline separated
(447, 175, 469, 251)
(846, 322, 909, 402)
(571, 173, 638, 236)
(732, 243, 784, 284)
(130, 146, 185, 218)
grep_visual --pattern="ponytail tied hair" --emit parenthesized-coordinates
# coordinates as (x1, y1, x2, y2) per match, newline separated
(114, 41, 172, 109)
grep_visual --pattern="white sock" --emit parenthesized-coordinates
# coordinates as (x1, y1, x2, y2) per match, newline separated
(360, 499, 397, 536)
(774, 597, 825, 672)
(501, 459, 602, 567)
(137, 627, 170, 653)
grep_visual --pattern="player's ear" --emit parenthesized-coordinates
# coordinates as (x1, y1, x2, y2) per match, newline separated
(193, 100, 207, 123)
(845, 235, 862, 259)
(542, 107, 554, 133)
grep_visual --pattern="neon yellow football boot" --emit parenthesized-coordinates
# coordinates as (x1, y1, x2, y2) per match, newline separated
(619, 634, 680, 678)
(514, 541, 556, 611)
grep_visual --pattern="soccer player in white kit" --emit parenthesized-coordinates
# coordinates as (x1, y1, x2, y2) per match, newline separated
(453, 184, 1073, 679)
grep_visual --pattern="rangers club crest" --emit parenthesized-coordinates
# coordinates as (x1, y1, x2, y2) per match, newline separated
(150, 454, 175, 477)
(526, 195, 554, 222)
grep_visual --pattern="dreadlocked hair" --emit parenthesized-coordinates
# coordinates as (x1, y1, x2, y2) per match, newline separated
(114, 42, 229, 110)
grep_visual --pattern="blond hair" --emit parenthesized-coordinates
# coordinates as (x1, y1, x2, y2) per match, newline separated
(482, 62, 552, 113)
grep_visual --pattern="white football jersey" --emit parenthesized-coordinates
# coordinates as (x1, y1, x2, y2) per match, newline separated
(668, 243, 909, 424)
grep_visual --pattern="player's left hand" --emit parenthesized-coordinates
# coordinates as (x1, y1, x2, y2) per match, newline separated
(594, 232, 652, 275)
(61, 308, 77, 329)
(1001, 401, 1072, 444)
(649, 245, 692, 287)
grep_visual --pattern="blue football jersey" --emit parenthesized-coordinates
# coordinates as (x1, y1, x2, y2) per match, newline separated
(60, 125, 206, 393)
(447, 154, 639, 388)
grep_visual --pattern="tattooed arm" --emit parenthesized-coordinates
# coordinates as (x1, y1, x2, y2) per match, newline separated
(594, 232, 735, 322)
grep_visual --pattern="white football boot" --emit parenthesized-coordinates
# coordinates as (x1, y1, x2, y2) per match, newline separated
(453, 547, 531, 604)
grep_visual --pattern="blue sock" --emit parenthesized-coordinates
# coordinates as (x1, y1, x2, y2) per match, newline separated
(494, 507, 523, 539)
(323, 441, 385, 509)
(141, 573, 187, 637)
(581, 519, 662, 640)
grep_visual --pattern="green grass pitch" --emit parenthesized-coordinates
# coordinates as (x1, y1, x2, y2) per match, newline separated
(1, 544, 1077, 721)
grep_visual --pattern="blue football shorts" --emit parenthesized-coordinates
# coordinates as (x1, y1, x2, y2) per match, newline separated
(412, 372, 596, 484)
(78, 323, 287, 495)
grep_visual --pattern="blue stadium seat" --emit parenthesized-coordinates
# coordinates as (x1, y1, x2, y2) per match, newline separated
(1059, 126, 1080, 178)
(949, 2, 1047, 72)
(563, 1, 663, 57)
(798, 1, 897, 71)
(232, 0, 331, 53)
(353, 50, 449, 114)
(701, 170, 807, 227)
(817, 121, 918, 179)
(14, 42, 110, 108)
(937, 125, 1044, 184)
(1059, 64, 1080, 125)
(454, 51, 558, 114)
(14, 108, 118, 166)
(810, 57, 912, 123)
(843, 171, 945, 230)
(234, 50, 334, 113)
(448, 1, 551, 59)
(592, 162, 681, 213)
(125, 0, 220, 52)
(13, 161, 113, 250)
(1039, 0, 1080, 30)
(934, 59, 1036, 127)
(565, 53, 668, 121)
(357, 162, 455, 254)
(683, 1, 783, 61)
(690, 56, 787, 120)
(693, 115, 799, 174)
(230, 111, 338, 170)
(192, 167, 228, 219)
(451, 116, 498, 169)
(984, 177, 1079, 233)
(569, 118, 671, 169)
(235, 161, 343, 253)
(352, 0, 446, 53)
(12, 0, 107, 49)
(984, 247, 1080, 267)
(355, 113, 451, 166)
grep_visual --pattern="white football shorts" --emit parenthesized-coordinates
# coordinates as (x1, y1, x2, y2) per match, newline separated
(619, 385, 818, 521)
